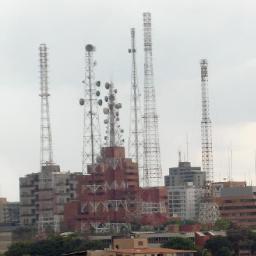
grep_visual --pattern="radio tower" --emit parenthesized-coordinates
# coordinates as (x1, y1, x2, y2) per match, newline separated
(80, 44, 102, 174)
(200, 59, 213, 183)
(128, 28, 143, 182)
(39, 44, 53, 168)
(143, 12, 162, 187)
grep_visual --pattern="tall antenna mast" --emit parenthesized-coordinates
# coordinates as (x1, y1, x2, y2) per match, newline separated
(143, 12, 162, 187)
(128, 28, 143, 182)
(200, 59, 213, 183)
(80, 44, 101, 173)
(39, 44, 53, 168)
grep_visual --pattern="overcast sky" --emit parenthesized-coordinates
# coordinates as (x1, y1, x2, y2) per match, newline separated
(1, 0, 256, 201)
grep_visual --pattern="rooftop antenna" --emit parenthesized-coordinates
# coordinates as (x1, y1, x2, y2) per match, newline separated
(254, 150, 256, 185)
(79, 44, 102, 173)
(39, 44, 53, 169)
(200, 59, 213, 184)
(128, 28, 143, 184)
(143, 12, 162, 187)
(178, 150, 182, 163)
(186, 134, 189, 162)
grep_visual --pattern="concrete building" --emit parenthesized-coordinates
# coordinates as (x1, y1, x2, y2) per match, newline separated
(167, 183, 202, 220)
(19, 165, 79, 232)
(0, 198, 19, 226)
(212, 181, 246, 198)
(85, 237, 196, 256)
(218, 186, 256, 228)
(64, 146, 169, 233)
(165, 162, 205, 188)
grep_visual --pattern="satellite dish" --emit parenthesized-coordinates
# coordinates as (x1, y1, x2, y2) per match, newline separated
(79, 98, 85, 105)
(104, 119, 109, 124)
(115, 103, 122, 109)
(96, 91, 100, 97)
(105, 82, 110, 89)
(103, 108, 109, 114)
(98, 99, 102, 106)
(85, 44, 95, 52)
(96, 81, 101, 87)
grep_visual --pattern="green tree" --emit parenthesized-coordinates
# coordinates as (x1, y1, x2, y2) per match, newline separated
(205, 236, 232, 256)
(216, 247, 232, 256)
(5, 236, 105, 256)
(213, 219, 231, 231)
(162, 237, 195, 250)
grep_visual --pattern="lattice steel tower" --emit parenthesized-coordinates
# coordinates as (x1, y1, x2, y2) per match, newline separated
(39, 44, 53, 168)
(143, 12, 162, 187)
(200, 59, 213, 183)
(128, 28, 143, 182)
(80, 44, 101, 174)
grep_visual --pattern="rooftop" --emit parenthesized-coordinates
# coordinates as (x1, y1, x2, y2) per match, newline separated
(111, 248, 196, 254)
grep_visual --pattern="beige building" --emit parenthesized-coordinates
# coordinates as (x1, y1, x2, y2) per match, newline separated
(0, 198, 19, 225)
(85, 238, 196, 256)
(19, 165, 79, 232)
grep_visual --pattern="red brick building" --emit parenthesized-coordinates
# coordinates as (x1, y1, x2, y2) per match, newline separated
(64, 146, 169, 233)
(218, 186, 256, 228)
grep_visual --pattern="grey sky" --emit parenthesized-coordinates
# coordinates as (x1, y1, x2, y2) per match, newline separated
(1, 0, 256, 201)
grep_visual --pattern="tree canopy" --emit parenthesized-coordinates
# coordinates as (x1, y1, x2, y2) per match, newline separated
(161, 237, 196, 250)
(5, 235, 105, 256)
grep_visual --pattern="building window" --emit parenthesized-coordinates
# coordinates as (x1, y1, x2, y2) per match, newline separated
(138, 241, 144, 246)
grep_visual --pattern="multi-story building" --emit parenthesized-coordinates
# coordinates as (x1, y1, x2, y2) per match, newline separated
(0, 198, 19, 226)
(19, 165, 79, 232)
(164, 161, 206, 188)
(218, 186, 256, 228)
(167, 183, 202, 220)
(64, 146, 169, 233)
(86, 237, 196, 256)
(212, 181, 246, 198)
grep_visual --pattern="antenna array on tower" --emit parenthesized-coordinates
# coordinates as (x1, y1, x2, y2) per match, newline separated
(143, 12, 162, 187)
(200, 59, 213, 183)
(103, 82, 124, 147)
(128, 28, 143, 183)
(80, 44, 102, 174)
(39, 44, 53, 168)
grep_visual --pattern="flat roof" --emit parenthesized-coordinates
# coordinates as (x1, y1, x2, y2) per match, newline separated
(111, 248, 196, 254)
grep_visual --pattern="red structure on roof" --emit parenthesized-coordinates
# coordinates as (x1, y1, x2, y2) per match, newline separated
(64, 146, 169, 233)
